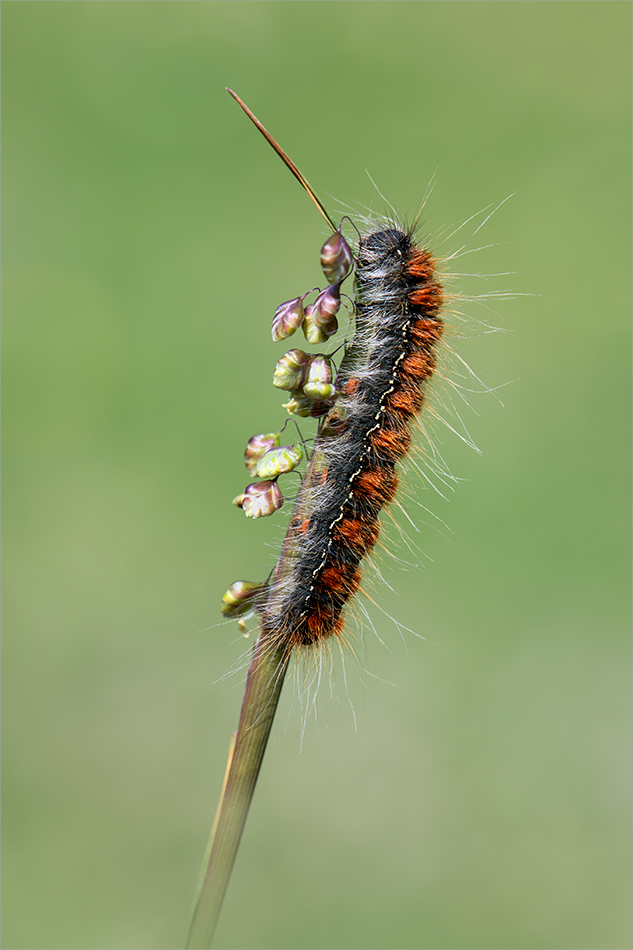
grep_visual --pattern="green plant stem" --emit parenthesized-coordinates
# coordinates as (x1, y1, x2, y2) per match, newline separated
(186, 631, 290, 949)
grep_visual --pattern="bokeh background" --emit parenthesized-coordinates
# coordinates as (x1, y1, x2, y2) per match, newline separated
(3, 3, 631, 949)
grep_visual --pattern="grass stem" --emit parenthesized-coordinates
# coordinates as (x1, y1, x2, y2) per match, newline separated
(186, 631, 290, 949)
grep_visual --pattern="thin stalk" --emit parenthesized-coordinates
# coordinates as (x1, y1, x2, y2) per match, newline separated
(187, 632, 290, 949)
(226, 88, 338, 233)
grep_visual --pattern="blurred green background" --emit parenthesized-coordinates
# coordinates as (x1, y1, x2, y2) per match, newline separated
(3, 3, 631, 949)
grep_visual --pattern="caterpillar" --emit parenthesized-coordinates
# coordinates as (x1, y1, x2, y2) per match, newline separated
(222, 91, 444, 652)
(263, 230, 443, 646)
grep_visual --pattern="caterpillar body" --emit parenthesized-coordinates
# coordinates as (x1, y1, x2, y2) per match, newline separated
(263, 228, 443, 646)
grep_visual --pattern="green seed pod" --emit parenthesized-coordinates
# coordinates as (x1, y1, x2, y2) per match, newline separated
(242, 480, 284, 518)
(283, 391, 335, 418)
(244, 432, 280, 475)
(272, 349, 311, 391)
(302, 309, 338, 345)
(302, 356, 335, 401)
(221, 580, 266, 617)
(256, 444, 303, 478)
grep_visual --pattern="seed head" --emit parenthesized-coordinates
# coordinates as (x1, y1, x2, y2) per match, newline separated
(242, 480, 284, 518)
(303, 284, 341, 343)
(302, 309, 338, 345)
(272, 349, 311, 391)
(320, 230, 353, 284)
(256, 444, 303, 478)
(271, 292, 311, 342)
(302, 356, 336, 401)
(308, 284, 341, 327)
(244, 432, 280, 476)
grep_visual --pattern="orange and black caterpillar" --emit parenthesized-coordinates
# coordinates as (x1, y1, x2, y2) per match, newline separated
(261, 227, 443, 646)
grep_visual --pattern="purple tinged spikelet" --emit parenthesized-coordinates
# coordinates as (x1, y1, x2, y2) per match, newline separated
(320, 230, 353, 284)
(244, 432, 280, 476)
(302, 311, 338, 345)
(302, 355, 335, 401)
(242, 480, 284, 519)
(271, 292, 312, 342)
(272, 349, 311, 391)
(303, 284, 341, 343)
(308, 284, 341, 327)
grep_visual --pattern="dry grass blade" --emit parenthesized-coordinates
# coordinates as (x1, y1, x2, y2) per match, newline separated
(186, 633, 290, 949)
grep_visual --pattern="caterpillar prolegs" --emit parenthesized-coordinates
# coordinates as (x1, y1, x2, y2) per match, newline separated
(222, 91, 444, 651)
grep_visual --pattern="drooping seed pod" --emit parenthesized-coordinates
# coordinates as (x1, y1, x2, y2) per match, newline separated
(302, 284, 341, 343)
(244, 432, 280, 476)
(283, 390, 336, 418)
(320, 230, 354, 284)
(271, 292, 312, 342)
(256, 444, 303, 478)
(302, 355, 335, 401)
(241, 480, 284, 519)
(220, 579, 267, 617)
(302, 308, 338, 345)
(272, 349, 311, 392)
(307, 284, 341, 327)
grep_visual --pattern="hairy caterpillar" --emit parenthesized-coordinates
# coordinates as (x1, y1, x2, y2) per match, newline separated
(263, 230, 443, 646)
(223, 91, 444, 653)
